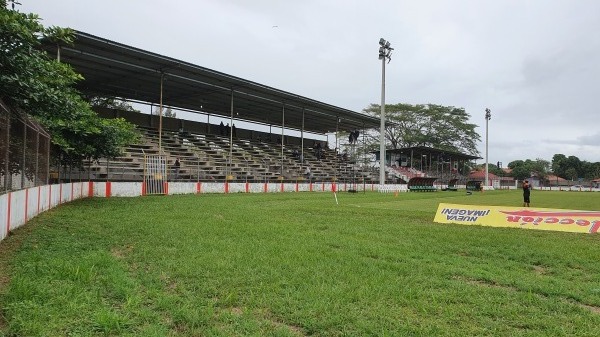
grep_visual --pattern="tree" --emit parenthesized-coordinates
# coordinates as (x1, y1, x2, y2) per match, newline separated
(508, 159, 549, 181)
(88, 96, 139, 112)
(0, 2, 138, 166)
(363, 103, 481, 156)
(551, 154, 568, 178)
(153, 106, 176, 118)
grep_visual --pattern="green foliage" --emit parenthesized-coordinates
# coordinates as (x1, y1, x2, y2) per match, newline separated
(508, 158, 550, 180)
(363, 103, 481, 156)
(552, 154, 600, 180)
(0, 2, 139, 166)
(88, 96, 140, 112)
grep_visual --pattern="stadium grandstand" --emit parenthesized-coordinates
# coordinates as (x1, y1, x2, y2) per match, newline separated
(37, 31, 398, 186)
(32, 30, 486, 189)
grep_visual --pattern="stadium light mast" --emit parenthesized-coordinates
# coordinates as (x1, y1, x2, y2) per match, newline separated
(378, 38, 393, 185)
(485, 108, 491, 189)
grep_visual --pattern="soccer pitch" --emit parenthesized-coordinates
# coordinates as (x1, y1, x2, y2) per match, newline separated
(1, 190, 599, 336)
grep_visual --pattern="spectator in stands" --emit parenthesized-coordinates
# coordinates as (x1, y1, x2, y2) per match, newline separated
(219, 122, 225, 135)
(305, 166, 312, 180)
(315, 142, 322, 160)
(348, 132, 354, 144)
(232, 123, 237, 137)
(523, 180, 531, 207)
(226, 123, 230, 136)
(352, 129, 360, 143)
(174, 158, 181, 178)
(292, 149, 299, 159)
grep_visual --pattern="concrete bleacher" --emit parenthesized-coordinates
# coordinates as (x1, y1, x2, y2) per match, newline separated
(56, 108, 386, 183)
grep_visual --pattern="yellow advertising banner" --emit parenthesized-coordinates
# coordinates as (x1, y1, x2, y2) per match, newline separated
(434, 203, 600, 234)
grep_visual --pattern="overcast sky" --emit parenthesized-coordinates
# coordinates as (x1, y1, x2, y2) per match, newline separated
(19, 0, 600, 167)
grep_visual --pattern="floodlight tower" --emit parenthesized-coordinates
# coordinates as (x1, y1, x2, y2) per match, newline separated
(378, 38, 393, 185)
(485, 108, 491, 189)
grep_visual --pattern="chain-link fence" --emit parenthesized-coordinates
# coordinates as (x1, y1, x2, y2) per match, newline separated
(0, 99, 51, 194)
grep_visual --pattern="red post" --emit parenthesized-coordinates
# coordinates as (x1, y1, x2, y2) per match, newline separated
(196, 182, 201, 194)
(246, 182, 249, 193)
(89, 181, 94, 197)
(106, 181, 111, 198)
(225, 182, 229, 194)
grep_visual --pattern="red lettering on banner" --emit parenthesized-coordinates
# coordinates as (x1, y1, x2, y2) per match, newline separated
(576, 219, 590, 227)
(560, 219, 574, 225)
(545, 218, 559, 223)
(590, 221, 600, 233)
(506, 216, 521, 222)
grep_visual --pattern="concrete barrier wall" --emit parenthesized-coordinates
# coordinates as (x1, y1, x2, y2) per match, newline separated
(1, 182, 93, 243)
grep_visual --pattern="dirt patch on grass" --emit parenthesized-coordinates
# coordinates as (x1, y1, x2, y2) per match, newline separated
(532, 265, 547, 275)
(452, 275, 519, 292)
(110, 245, 134, 259)
(578, 303, 600, 314)
(258, 309, 305, 337)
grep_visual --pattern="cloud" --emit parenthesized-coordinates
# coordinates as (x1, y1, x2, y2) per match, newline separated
(18, 0, 600, 165)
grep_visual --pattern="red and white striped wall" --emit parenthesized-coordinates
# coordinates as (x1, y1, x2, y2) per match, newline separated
(1, 181, 93, 243)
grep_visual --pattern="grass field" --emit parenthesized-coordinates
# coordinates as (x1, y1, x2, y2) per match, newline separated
(1, 190, 600, 336)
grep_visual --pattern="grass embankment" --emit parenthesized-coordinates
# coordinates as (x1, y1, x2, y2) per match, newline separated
(1, 190, 599, 336)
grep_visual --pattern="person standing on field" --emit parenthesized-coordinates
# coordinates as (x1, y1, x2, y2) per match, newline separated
(523, 180, 531, 207)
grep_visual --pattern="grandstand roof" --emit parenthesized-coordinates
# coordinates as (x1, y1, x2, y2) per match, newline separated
(41, 31, 380, 134)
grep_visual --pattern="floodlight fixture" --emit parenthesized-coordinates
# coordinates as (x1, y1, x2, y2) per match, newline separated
(379, 38, 386, 46)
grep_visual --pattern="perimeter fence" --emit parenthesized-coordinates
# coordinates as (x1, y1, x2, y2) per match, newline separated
(0, 99, 51, 194)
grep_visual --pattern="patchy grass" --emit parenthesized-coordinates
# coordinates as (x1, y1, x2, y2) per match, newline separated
(1, 190, 600, 336)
